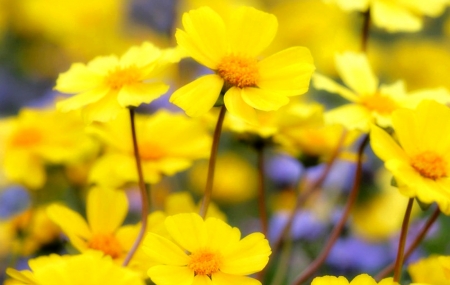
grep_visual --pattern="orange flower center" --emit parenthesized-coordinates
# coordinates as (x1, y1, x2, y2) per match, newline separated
(87, 233, 123, 259)
(105, 66, 141, 90)
(138, 142, 166, 160)
(360, 93, 398, 114)
(188, 249, 223, 276)
(411, 151, 447, 180)
(217, 55, 259, 88)
(11, 128, 42, 147)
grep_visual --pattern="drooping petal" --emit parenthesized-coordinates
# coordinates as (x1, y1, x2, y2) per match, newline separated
(370, 125, 409, 163)
(212, 272, 261, 285)
(390, 108, 418, 155)
(55, 63, 104, 93)
(176, 7, 227, 69)
(325, 104, 372, 132)
(221, 233, 271, 275)
(312, 73, 360, 102)
(89, 153, 136, 188)
(223, 87, 257, 124)
(164, 213, 207, 252)
(87, 187, 128, 234)
(335, 52, 378, 96)
(241, 87, 289, 111)
(143, 233, 190, 265)
(81, 91, 126, 123)
(117, 82, 169, 107)
(46, 204, 91, 240)
(227, 7, 277, 57)
(258, 47, 315, 95)
(56, 86, 110, 112)
(371, 0, 421, 32)
(148, 265, 194, 285)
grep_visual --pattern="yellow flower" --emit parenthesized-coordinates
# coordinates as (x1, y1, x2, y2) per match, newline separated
(144, 213, 271, 285)
(314, 52, 450, 132)
(370, 100, 450, 214)
(55, 42, 180, 123)
(170, 6, 315, 123)
(47, 187, 139, 262)
(325, 0, 448, 32)
(311, 274, 398, 285)
(408, 255, 449, 285)
(0, 108, 98, 189)
(165, 191, 227, 221)
(88, 110, 211, 187)
(6, 251, 144, 285)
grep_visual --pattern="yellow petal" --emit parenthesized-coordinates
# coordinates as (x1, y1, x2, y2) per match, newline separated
(241, 87, 289, 111)
(221, 233, 271, 275)
(335, 52, 378, 96)
(164, 213, 207, 252)
(212, 272, 261, 285)
(89, 153, 136, 188)
(46, 204, 91, 240)
(4, 151, 45, 189)
(86, 55, 120, 74)
(176, 7, 227, 69)
(87, 187, 128, 234)
(117, 82, 169, 107)
(204, 217, 240, 252)
(147, 158, 192, 176)
(81, 92, 125, 123)
(170, 75, 223, 117)
(56, 86, 110, 112)
(311, 275, 349, 285)
(370, 124, 408, 162)
(55, 63, 104, 93)
(120, 42, 161, 68)
(6, 268, 37, 284)
(371, 0, 421, 32)
(325, 104, 372, 132)
(143, 233, 189, 265)
(227, 7, 277, 57)
(258, 47, 315, 95)
(148, 265, 193, 285)
(223, 87, 257, 124)
(404, 0, 448, 16)
(349, 274, 377, 285)
(313, 73, 360, 102)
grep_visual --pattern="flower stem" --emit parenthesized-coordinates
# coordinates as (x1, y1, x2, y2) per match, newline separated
(256, 141, 268, 236)
(122, 108, 149, 267)
(361, 9, 371, 52)
(375, 206, 440, 280)
(292, 134, 369, 285)
(199, 106, 226, 218)
(393, 198, 415, 282)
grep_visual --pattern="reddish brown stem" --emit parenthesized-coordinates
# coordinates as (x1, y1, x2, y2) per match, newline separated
(393, 198, 414, 282)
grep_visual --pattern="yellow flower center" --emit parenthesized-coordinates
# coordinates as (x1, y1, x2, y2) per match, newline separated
(11, 128, 42, 147)
(105, 66, 141, 90)
(87, 233, 123, 259)
(188, 249, 223, 276)
(138, 142, 166, 160)
(217, 55, 259, 88)
(411, 151, 447, 180)
(360, 93, 398, 114)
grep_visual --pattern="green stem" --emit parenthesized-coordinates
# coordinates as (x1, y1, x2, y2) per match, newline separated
(393, 198, 414, 282)
(122, 108, 149, 267)
(199, 106, 226, 218)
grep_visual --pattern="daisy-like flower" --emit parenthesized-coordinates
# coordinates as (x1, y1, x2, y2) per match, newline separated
(170, 6, 315, 123)
(311, 274, 398, 285)
(88, 110, 211, 187)
(0, 108, 98, 189)
(314, 51, 450, 132)
(55, 42, 180, 123)
(143, 213, 271, 285)
(371, 100, 450, 214)
(325, 0, 449, 33)
(6, 251, 144, 285)
(408, 255, 450, 284)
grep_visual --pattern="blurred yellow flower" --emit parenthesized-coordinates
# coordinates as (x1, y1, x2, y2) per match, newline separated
(170, 6, 315, 123)
(47, 187, 137, 262)
(165, 191, 227, 221)
(311, 274, 398, 285)
(314, 52, 450, 132)
(55, 42, 180, 123)
(0, 108, 98, 189)
(371, 100, 450, 214)
(89, 110, 211, 187)
(144, 213, 271, 285)
(325, 0, 449, 32)
(6, 251, 144, 285)
(408, 255, 449, 285)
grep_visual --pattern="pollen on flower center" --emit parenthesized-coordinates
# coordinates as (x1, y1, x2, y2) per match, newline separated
(217, 55, 259, 88)
(138, 142, 166, 160)
(188, 249, 223, 276)
(411, 151, 447, 180)
(360, 93, 398, 114)
(11, 128, 42, 147)
(87, 233, 123, 259)
(105, 66, 141, 90)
